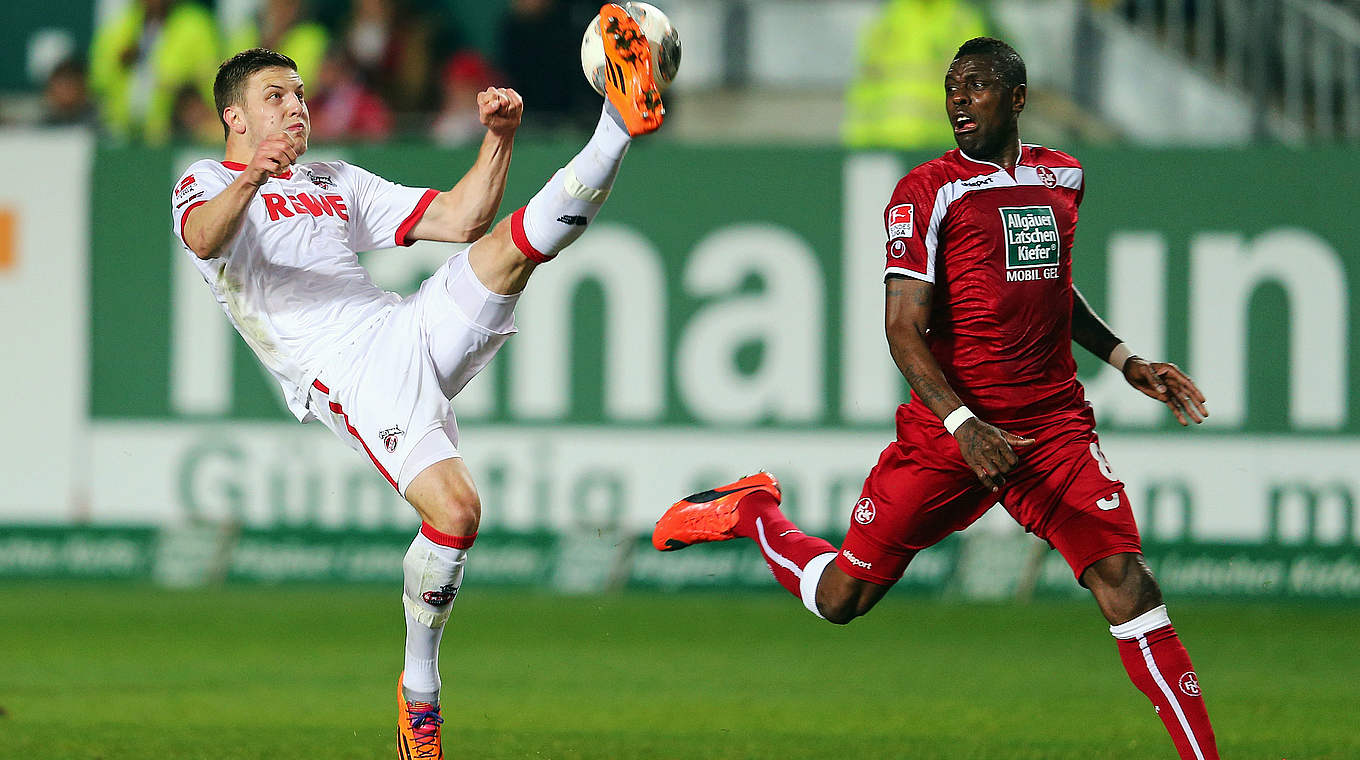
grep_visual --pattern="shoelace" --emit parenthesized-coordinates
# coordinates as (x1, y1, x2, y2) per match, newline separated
(407, 704, 444, 755)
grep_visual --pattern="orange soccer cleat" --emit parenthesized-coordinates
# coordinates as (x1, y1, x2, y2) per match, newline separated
(598, 3, 665, 136)
(652, 472, 781, 551)
(396, 673, 444, 760)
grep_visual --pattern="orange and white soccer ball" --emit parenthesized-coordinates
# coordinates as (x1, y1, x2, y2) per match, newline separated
(580, 2, 681, 96)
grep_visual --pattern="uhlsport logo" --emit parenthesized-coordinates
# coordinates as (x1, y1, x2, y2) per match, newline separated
(889, 239, 907, 259)
(999, 205, 1060, 281)
(887, 203, 914, 239)
(1178, 671, 1201, 697)
(842, 550, 872, 570)
(853, 498, 876, 525)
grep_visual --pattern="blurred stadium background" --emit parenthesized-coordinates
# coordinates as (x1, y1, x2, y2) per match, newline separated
(2, 1, 1358, 758)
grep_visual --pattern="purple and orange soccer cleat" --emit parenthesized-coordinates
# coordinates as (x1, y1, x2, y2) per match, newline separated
(652, 472, 781, 551)
(598, 3, 665, 136)
(396, 672, 444, 760)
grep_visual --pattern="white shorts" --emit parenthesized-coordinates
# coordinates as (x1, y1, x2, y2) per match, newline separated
(308, 248, 518, 496)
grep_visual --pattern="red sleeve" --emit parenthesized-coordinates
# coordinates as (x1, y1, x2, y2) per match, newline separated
(395, 188, 440, 247)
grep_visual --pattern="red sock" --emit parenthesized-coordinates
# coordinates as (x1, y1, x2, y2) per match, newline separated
(1114, 608, 1219, 760)
(733, 491, 836, 599)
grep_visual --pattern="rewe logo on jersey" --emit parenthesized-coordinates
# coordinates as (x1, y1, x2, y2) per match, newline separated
(999, 205, 1060, 277)
(260, 192, 349, 222)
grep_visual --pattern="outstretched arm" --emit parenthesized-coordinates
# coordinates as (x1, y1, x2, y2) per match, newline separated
(1071, 285, 1209, 426)
(886, 277, 1034, 491)
(409, 87, 524, 243)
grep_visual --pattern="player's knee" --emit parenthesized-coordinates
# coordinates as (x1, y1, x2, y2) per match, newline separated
(1086, 553, 1164, 624)
(429, 481, 482, 536)
(819, 598, 860, 625)
(816, 586, 879, 626)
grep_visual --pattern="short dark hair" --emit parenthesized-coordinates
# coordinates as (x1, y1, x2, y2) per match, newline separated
(952, 37, 1026, 90)
(213, 48, 298, 138)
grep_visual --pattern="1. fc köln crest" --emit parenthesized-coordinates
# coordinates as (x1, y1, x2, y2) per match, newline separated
(380, 426, 405, 453)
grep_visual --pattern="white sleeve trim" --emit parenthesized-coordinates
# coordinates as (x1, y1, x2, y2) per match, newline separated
(885, 266, 933, 283)
(1109, 604, 1171, 639)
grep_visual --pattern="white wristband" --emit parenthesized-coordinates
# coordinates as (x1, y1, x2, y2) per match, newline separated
(942, 405, 976, 435)
(1107, 342, 1134, 372)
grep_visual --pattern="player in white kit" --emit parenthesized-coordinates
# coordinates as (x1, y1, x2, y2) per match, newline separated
(171, 7, 666, 757)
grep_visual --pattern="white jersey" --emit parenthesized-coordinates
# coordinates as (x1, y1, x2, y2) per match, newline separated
(172, 159, 437, 421)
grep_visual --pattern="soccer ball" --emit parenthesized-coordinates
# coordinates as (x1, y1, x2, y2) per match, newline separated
(581, 2, 681, 96)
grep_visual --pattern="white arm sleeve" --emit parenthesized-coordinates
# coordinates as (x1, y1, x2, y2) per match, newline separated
(331, 161, 437, 251)
(171, 160, 232, 249)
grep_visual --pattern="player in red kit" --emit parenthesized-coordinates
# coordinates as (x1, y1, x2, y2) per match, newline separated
(653, 37, 1219, 760)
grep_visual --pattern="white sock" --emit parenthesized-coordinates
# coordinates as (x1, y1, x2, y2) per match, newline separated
(518, 105, 631, 259)
(401, 530, 469, 704)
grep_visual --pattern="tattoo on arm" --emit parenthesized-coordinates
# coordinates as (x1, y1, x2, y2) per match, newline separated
(885, 280, 931, 306)
(886, 277, 965, 419)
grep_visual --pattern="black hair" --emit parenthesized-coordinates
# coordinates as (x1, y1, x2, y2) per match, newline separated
(952, 37, 1026, 90)
(213, 48, 299, 138)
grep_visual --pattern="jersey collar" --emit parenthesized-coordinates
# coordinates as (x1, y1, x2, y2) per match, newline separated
(957, 140, 1026, 172)
(221, 160, 292, 180)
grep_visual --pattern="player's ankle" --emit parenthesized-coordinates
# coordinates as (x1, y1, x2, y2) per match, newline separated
(733, 490, 781, 538)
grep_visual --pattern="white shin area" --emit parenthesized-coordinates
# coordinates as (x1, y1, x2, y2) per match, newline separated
(520, 108, 632, 258)
(401, 532, 468, 703)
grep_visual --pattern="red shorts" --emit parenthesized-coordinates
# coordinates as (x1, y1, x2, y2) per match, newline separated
(837, 404, 1142, 586)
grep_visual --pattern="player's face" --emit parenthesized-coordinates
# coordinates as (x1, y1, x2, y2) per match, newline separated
(240, 66, 310, 154)
(945, 55, 1024, 159)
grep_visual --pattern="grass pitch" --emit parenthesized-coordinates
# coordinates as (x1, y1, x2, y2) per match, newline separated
(0, 583, 1354, 759)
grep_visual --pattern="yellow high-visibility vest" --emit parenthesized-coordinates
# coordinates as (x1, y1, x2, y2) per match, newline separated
(90, 2, 220, 144)
(843, 0, 989, 149)
(225, 22, 329, 92)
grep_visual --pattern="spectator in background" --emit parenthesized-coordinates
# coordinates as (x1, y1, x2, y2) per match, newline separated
(343, 0, 438, 120)
(170, 82, 220, 143)
(42, 58, 96, 128)
(430, 50, 501, 146)
(89, 0, 219, 143)
(227, 0, 329, 87)
(497, 0, 597, 133)
(843, 0, 988, 149)
(307, 45, 393, 142)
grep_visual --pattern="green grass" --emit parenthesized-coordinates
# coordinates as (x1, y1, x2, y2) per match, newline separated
(0, 584, 1354, 759)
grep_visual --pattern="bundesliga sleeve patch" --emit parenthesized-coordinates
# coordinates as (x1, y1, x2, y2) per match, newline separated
(174, 174, 203, 209)
(887, 203, 914, 239)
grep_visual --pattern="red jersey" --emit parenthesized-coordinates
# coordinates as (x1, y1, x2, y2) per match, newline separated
(882, 144, 1087, 429)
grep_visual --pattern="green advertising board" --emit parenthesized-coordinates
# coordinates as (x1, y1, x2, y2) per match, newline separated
(15, 140, 1359, 595)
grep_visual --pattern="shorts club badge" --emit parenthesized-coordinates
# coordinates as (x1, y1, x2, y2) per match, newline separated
(380, 426, 405, 453)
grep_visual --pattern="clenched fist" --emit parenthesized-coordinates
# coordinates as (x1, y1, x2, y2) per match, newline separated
(477, 87, 524, 137)
(244, 131, 303, 187)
